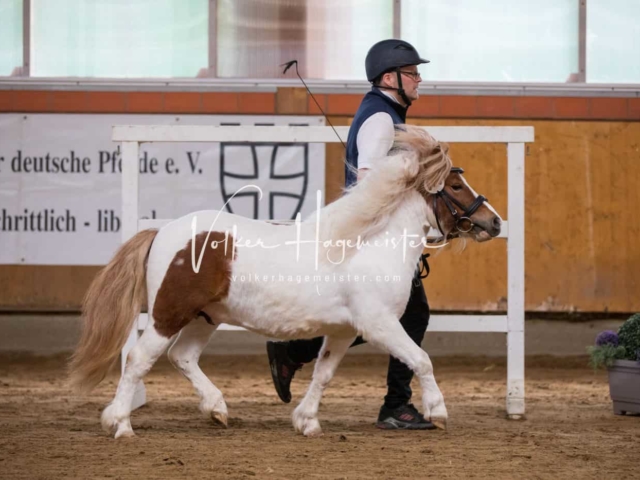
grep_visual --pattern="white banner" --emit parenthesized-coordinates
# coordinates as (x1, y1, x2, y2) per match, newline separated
(0, 114, 325, 265)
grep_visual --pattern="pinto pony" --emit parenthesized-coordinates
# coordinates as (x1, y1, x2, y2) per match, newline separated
(69, 126, 502, 438)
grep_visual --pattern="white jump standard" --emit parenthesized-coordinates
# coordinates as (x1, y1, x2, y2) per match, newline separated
(115, 125, 530, 422)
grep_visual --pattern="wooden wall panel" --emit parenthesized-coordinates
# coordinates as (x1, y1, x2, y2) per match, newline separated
(0, 266, 100, 311)
(408, 119, 640, 312)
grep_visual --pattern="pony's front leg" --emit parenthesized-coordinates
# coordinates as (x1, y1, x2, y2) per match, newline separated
(292, 335, 355, 437)
(362, 316, 448, 429)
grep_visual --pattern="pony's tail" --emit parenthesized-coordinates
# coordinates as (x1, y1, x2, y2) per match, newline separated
(68, 229, 158, 392)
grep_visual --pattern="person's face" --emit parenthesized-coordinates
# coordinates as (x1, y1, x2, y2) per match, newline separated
(382, 65, 422, 103)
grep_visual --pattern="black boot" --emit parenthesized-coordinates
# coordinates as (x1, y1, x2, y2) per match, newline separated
(266, 341, 303, 403)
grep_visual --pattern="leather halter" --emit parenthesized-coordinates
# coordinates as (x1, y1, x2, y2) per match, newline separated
(432, 167, 488, 239)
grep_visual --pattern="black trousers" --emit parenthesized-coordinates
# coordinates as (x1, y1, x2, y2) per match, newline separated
(285, 276, 430, 409)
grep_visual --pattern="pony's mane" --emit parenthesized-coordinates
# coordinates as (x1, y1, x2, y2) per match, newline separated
(394, 125, 452, 195)
(309, 125, 452, 261)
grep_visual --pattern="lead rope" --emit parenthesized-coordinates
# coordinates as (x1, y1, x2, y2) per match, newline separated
(413, 253, 431, 287)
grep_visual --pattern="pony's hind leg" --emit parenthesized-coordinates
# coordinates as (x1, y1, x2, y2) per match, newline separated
(292, 335, 355, 437)
(167, 316, 228, 427)
(102, 321, 174, 438)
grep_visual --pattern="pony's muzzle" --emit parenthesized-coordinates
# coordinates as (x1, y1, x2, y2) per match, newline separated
(490, 216, 502, 237)
(473, 215, 501, 241)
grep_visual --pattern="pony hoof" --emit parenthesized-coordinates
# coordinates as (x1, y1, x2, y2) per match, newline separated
(101, 421, 116, 435)
(101, 407, 117, 434)
(210, 411, 228, 428)
(292, 412, 321, 436)
(431, 417, 447, 430)
(114, 428, 135, 439)
(299, 418, 322, 437)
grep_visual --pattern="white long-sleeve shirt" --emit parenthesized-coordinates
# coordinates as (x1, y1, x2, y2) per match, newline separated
(356, 90, 401, 176)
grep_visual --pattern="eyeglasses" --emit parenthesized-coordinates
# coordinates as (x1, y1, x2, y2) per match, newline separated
(399, 70, 422, 81)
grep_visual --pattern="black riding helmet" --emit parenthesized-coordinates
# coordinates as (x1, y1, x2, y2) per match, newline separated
(365, 39, 429, 106)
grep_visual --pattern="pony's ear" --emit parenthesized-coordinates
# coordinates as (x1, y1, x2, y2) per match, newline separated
(420, 144, 452, 193)
(425, 179, 445, 194)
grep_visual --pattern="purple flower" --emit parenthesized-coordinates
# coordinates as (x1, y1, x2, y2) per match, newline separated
(595, 330, 619, 347)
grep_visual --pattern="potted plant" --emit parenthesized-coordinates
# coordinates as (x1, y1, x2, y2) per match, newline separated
(588, 313, 640, 415)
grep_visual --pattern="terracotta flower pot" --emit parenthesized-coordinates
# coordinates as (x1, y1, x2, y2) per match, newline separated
(607, 359, 640, 415)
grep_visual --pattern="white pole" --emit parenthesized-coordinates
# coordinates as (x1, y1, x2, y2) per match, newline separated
(121, 142, 140, 243)
(506, 142, 526, 419)
(120, 141, 146, 411)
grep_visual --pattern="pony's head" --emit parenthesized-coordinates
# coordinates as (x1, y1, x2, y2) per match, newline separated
(395, 125, 502, 243)
(428, 167, 502, 242)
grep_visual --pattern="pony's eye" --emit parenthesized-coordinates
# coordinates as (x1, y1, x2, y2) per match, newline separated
(451, 184, 463, 192)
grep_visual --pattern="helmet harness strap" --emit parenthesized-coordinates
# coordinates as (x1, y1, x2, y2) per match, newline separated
(373, 68, 412, 107)
(394, 68, 412, 107)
